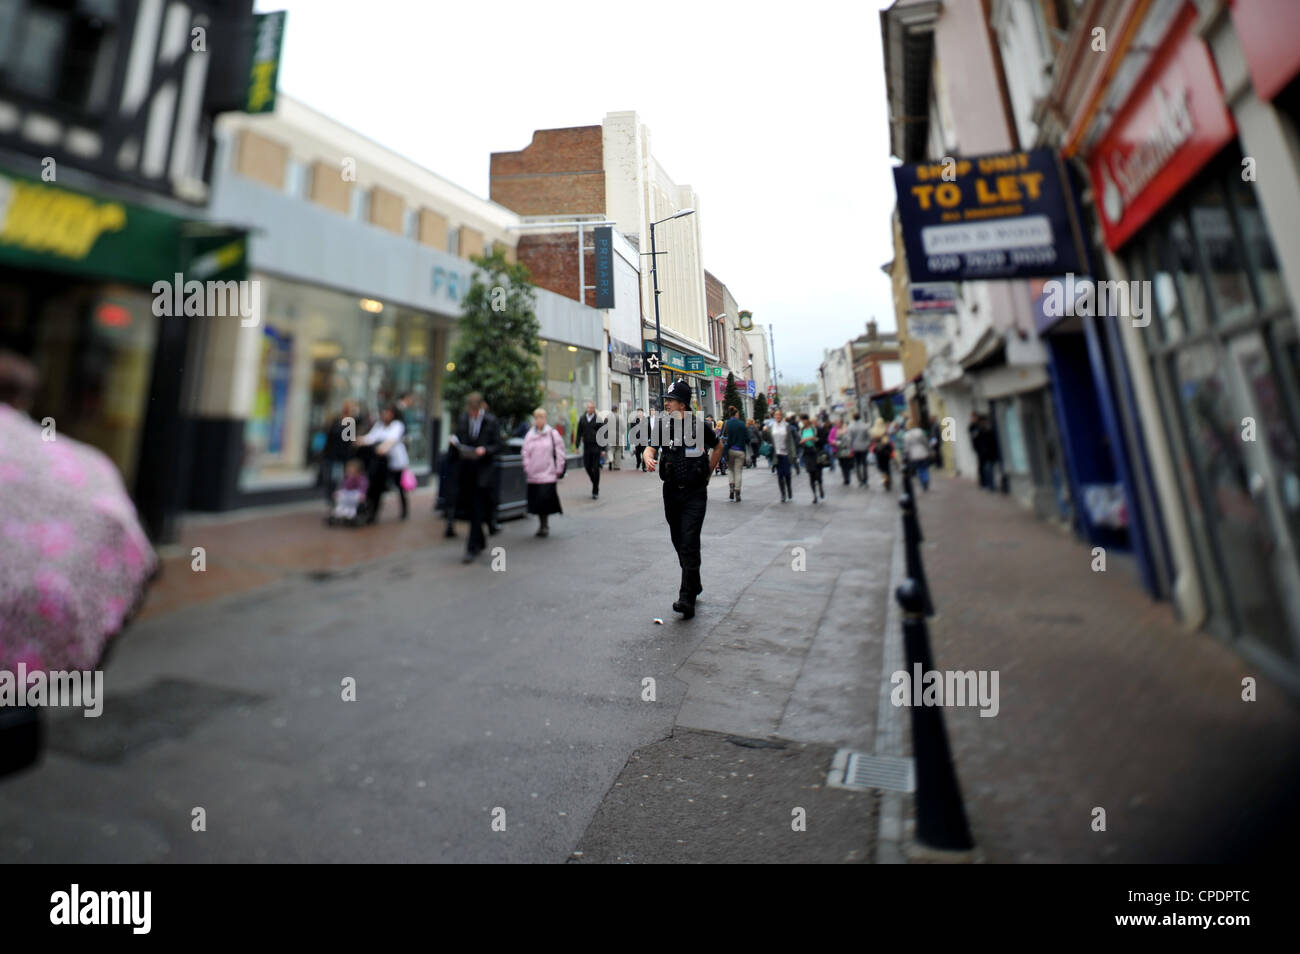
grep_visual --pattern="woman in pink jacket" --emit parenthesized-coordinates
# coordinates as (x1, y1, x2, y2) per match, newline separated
(521, 407, 567, 537)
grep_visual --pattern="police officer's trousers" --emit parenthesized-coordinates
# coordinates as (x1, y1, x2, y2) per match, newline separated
(664, 484, 707, 593)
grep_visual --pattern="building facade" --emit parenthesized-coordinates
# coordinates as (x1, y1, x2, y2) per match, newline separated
(1037, 0, 1300, 692)
(0, 0, 257, 541)
(196, 95, 603, 509)
(491, 113, 716, 412)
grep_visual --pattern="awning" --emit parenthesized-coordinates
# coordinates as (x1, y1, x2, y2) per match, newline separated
(959, 327, 1005, 373)
(0, 166, 247, 286)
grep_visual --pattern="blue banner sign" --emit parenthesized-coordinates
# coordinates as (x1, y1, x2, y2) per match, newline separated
(593, 226, 615, 309)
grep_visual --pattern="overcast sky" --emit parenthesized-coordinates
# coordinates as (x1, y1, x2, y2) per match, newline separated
(256, 0, 899, 384)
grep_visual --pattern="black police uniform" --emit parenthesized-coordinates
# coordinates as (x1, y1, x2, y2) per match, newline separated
(656, 383, 718, 618)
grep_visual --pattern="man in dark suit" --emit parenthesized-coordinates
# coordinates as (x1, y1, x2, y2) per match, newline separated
(573, 400, 604, 499)
(451, 391, 502, 563)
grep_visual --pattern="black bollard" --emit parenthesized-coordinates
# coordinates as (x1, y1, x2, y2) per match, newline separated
(899, 494, 935, 616)
(896, 578, 974, 852)
(901, 462, 922, 541)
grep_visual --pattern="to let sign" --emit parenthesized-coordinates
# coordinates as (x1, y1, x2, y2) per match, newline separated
(893, 147, 1088, 283)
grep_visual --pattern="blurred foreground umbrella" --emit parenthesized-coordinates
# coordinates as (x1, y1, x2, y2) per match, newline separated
(0, 404, 157, 672)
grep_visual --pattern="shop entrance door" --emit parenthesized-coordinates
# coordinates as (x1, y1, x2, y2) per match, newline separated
(1225, 330, 1300, 662)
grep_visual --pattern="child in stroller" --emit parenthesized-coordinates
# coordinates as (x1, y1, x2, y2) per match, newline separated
(327, 459, 370, 526)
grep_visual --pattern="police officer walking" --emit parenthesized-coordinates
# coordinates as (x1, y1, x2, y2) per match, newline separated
(644, 380, 723, 620)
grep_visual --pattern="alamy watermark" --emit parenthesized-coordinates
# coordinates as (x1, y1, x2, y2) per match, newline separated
(1043, 272, 1150, 328)
(0, 664, 103, 717)
(151, 273, 260, 326)
(891, 664, 999, 717)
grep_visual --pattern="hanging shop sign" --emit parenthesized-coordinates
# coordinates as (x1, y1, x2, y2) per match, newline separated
(746, 380, 757, 398)
(593, 226, 615, 309)
(910, 283, 957, 312)
(246, 11, 287, 114)
(1087, 2, 1236, 251)
(907, 315, 948, 339)
(893, 148, 1089, 284)
(685, 355, 706, 373)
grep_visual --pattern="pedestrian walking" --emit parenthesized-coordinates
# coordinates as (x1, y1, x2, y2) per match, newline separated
(903, 416, 932, 490)
(606, 406, 624, 470)
(631, 408, 648, 471)
(723, 406, 749, 502)
(831, 416, 856, 486)
(849, 412, 871, 487)
(574, 401, 604, 499)
(522, 407, 565, 537)
(706, 416, 727, 477)
(450, 392, 502, 563)
(971, 412, 998, 490)
(768, 408, 797, 501)
(746, 418, 761, 468)
(798, 414, 825, 503)
(356, 403, 409, 522)
(871, 416, 894, 491)
(644, 380, 723, 620)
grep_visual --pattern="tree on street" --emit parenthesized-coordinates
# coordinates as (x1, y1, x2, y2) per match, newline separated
(444, 246, 544, 434)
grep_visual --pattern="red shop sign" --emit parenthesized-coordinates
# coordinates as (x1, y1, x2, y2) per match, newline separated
(1087, 2, 1237, 252)
(1229, 0, 1300, 101)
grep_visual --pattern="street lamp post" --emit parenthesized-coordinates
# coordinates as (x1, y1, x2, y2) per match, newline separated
(768, 323, 779, 408)
(648, 208, 695, 410)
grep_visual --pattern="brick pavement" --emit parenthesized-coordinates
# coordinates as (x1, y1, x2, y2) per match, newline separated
(913, 474, 1300, 862)
(137, 486, 449, 621)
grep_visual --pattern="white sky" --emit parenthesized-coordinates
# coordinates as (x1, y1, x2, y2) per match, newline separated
(256, 0, 900, 384)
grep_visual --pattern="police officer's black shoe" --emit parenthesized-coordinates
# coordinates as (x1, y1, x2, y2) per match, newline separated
(672, 594, 696, 619)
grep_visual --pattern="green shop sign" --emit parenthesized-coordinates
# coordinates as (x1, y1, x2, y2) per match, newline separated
(0, 169, 246, 286)
(644, 341, 687, 372)
(246, 11, 287, 114)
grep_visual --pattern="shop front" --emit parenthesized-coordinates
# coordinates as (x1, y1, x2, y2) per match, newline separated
(539, 337, 600, 445)
(1082, 1, 1300, 686)
(237, 274, 446, 492)
(608, 337, 645, 418)
(0, 166, 246, 541)
(643, 339, 711, 413)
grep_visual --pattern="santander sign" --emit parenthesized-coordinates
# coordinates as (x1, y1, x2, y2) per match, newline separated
(1087, 2, 1236, 251)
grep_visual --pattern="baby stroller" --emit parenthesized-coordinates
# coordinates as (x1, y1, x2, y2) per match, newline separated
(325, 458, 373, 527)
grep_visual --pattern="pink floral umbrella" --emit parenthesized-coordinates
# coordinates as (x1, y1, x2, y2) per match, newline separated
(0, 404, 157, 672)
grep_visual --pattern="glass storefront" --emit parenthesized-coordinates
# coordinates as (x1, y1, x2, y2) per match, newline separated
(538, 338, 598, 444)
(1125, 151, 1300, 665)
(0, 269, 156, 490)
(240, 274, 444, 490)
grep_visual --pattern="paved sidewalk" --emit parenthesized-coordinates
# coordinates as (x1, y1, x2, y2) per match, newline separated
(138, 487, 450, 621)
(914, 475, 1300, 862)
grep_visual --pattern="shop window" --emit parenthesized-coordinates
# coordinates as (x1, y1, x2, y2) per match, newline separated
(240, 275, 438, 490)
(350, 187, 370, 223)
(1, 1, 120, 113)
(285, 159, 312, 200)
(1160, 214, 1212, 339)
(538, 340, 597, 442)
(1227, 172, 1289, 315)
(1188, 180, 1256, 328)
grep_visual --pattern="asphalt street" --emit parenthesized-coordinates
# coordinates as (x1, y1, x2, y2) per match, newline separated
(0, 461, 896, 863)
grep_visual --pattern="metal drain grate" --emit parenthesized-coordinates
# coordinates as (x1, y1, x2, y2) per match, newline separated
(828, 749, 915, 793)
